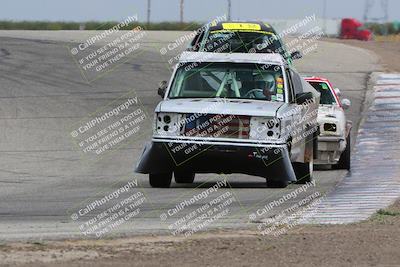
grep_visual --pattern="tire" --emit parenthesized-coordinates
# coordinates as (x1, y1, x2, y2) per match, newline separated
(174, 172, 195, 184)
(313, 129, 319, 159)
(149, 173, 172, 188)
(335, 134, 351, 170)
(266, 179, 289, 188)
(294, 139, 314, 184)
(293, 160, 313, 184)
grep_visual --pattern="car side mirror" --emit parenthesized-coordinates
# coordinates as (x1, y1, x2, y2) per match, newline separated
(158, 81, 168, 98)
(341, 98, 351, 110)
(291, 50, 302, 60)
(334, 88, 342, 97)
(295, 92, 314, 105)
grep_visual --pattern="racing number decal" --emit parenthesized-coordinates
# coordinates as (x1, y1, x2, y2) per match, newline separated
(222, 23, 261, 31)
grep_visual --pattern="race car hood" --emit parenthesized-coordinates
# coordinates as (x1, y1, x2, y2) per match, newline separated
(317, 105, 343, 120)
(156, 98, 285, 117)
(317, 104, 347, 136)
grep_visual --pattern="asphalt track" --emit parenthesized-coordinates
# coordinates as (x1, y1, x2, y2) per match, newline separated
(0, 31, 382, 240)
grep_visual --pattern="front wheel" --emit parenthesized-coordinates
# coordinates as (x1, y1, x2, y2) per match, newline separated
(293, 160, 314, 184)
(294, 141, 314, 184)
(335, 134, 351, 170)
(149, 173, 172, 188)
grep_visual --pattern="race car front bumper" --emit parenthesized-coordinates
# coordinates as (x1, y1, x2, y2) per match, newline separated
(135, 138, 297, 182)
(315, 136, 346, 165)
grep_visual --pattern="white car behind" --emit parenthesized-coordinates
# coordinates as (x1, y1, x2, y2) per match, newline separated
(304, 77, 352, 170)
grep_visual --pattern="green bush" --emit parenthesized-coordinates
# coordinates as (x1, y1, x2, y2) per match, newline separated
(365, 22, 400, 35)
(0, 20, 203, 31)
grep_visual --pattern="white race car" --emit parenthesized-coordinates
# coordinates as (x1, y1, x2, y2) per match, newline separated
(136, 52, 320, 188)
(304, 77, 352, 170)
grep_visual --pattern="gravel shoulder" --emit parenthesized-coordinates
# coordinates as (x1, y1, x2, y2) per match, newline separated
(2, 200, 400, 267)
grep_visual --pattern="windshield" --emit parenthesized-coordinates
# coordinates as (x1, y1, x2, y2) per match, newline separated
(169, 62, 286, 102)
(308, 81, 337, 105)
(203, 31, 283, 54)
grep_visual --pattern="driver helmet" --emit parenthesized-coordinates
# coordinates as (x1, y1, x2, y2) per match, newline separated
(254, 73, 276, 93)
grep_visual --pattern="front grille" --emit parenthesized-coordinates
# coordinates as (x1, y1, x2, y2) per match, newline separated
(184, 114, 250, 139)
(324, 123, 337, 132)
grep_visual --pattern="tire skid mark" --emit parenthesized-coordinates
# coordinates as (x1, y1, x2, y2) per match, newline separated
(0, 48, 10, 57)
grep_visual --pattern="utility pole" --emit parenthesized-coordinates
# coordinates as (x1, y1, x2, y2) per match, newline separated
(364, 0, 389, 22)
(227, 0, 232, 20)
(322, 0, 327, 33)
(180, 0, 184, 24)
(364, 0, 374, 22)
(382, 0, 389, 22)
(147, 0, 151, 25)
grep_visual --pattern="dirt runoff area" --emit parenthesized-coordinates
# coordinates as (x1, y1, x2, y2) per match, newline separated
(324, 37, 400, 72)
(1, 39, 400, 267)
(0, 200, 399, 267)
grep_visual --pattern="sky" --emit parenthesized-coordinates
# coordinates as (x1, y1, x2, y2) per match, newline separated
(0, 0, 398, 22)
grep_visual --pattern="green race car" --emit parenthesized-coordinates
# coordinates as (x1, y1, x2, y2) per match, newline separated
(187, 21, 301, 65)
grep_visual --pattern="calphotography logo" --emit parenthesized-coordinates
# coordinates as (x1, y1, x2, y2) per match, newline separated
(68, 15, 147, 82)
(69, 90, 151, 161)
(160, 14, 227, 68)
(69, 179, 149, 238)
(157, 177, 242, 238)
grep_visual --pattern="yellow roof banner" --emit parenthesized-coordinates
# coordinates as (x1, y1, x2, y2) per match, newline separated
(222, 23, 261, 31)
